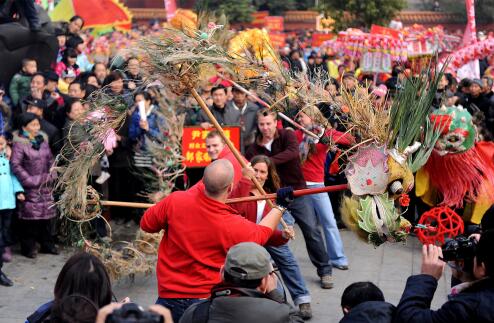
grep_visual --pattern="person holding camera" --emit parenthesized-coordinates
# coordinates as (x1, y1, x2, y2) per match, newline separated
(180, 242, 304, 323)
(394, 230, 494, 322)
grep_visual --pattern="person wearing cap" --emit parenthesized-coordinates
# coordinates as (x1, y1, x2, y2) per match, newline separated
(180, 242, 304, 323)
(460, 78, 490, 115)
(141, 159, 289, 322)
(226, 86, 259, 152)
(25, 97, 61, 154)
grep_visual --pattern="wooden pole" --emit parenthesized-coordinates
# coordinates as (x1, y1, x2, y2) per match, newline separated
(99, 184, 349, 208)
(227, 184, 348, 204)
(189, 88, 290, 231)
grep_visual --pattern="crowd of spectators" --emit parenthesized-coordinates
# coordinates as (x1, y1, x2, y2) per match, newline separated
(0, 7, 493, 323)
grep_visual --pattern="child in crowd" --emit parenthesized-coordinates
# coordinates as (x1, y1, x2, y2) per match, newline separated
(55, 48, 81, 78)
(0, 116, 25, 287)
(9, 58, 37, 107)
(58, 69, 77, 95)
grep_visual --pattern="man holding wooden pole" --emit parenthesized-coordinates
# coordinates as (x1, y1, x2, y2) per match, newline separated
(140, 159, 291, 322)
(246, 109, 334, 289)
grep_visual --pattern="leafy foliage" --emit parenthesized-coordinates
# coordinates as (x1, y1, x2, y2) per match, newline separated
(319, 0, 406, 30)
(438, 0, 494, 23)
(195, 0, 254, 23)
(253, 0, 296, 15)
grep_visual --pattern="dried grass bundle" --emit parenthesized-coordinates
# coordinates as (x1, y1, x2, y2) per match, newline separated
(55, 90, 128, 220)
(340, 85, 390, 144)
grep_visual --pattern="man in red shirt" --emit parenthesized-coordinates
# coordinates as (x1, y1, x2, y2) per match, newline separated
(141, 159, 286, 323)
(205, 130, 244, 185)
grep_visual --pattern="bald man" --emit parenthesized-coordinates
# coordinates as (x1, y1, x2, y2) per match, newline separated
(141, 159, 285, 322)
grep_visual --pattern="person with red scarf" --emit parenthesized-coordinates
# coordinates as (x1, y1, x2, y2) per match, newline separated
(296, 107, 354, 270)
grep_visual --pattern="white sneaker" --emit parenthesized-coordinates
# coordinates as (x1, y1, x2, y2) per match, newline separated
(95, 171, 111, 185)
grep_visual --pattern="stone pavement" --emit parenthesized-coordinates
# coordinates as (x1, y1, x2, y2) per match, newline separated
(0, 225, 450, 323)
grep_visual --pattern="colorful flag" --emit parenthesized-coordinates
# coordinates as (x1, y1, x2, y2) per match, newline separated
(49, 0, 132, 31)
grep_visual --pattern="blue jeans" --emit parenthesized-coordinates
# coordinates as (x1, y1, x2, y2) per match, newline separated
(307, 183, 348, 266)
(288, 195, 332, 276)
(266, 212, 310, 306)
(267, 244, 311, 305)
(156, 297, 202, 323)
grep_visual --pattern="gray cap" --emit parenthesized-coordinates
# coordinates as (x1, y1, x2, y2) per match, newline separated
(472, 78, 483, 87)
(224, 242, 273, 280)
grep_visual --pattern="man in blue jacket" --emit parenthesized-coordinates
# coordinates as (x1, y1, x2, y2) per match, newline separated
(394, 230, 494, 323)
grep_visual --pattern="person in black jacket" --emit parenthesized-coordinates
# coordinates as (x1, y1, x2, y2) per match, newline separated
(180, 242, 303, 323)
(394, 230, 494, 323)
(340, 281, 395, 323)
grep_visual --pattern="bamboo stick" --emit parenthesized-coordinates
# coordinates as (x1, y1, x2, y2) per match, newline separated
(227, 184, 349, 204)
(99, 184, 349, 208)
(188, 87, 290, 231)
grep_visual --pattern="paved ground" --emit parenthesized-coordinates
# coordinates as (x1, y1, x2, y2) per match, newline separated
(0, 225, 450, 322)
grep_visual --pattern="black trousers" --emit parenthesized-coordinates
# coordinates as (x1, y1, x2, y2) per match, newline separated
(18, 218, 55, 254)
(0, 209, 13, 248)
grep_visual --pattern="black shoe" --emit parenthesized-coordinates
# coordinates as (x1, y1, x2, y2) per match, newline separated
(0, 272, 13, 287)
(21, 250, 37, 259)
(299, 303, 312, 320)
(40, 246, 59, 255)
(333, 264, 349, 270)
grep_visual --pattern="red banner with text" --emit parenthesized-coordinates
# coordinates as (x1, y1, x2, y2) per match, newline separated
(312, 33, 334, 47)
(370, 25, 402, 39)
(182, 127, 241, 168)
(251, 11, 269, 28)
(265, 16, 284, 32)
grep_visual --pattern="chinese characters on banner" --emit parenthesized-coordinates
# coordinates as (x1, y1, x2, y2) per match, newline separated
(182, 127, 241, 168)
(264, 16, 284, 32)
(251, 11, 269, 28)
(360, 52, 392, 73)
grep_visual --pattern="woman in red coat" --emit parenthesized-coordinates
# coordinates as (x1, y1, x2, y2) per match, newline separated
(229, 155, 313, 319)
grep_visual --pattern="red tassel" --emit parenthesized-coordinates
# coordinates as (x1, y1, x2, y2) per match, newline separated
(425, 146, 494, 208)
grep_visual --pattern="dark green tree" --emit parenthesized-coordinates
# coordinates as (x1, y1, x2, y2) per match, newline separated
(320, 0, 406, 30)
(254, 0, 296, 15)
(438, 0, 494, 24)
(195, 0, 254, 23)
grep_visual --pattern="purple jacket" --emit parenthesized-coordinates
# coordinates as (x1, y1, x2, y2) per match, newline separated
(11, 131, 56, 220)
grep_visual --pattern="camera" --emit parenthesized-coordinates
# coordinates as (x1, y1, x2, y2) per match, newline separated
(441, 236, 477, 273)
(106, 303, 163, 323)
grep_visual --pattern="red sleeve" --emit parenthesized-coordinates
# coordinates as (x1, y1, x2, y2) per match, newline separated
(326, 129, 355, 146)
(266, 230, 288, 246)
(270, 130, 299, 165)
(140, 195, 169, 233)
(225, 215, 273, 246)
